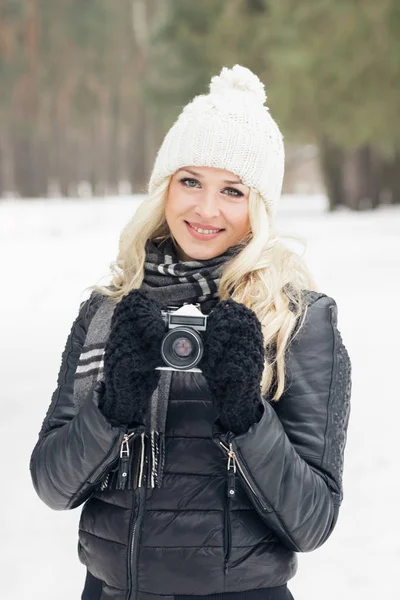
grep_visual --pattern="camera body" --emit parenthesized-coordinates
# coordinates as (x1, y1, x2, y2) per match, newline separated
(155, 303, 208, 372)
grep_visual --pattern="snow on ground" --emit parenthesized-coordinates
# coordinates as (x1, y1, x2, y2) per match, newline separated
(1, 194, 399, 600)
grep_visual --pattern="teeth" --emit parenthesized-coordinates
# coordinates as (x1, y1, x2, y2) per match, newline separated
(190, 223, 221, 234)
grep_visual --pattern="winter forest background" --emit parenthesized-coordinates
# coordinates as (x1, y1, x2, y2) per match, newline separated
(1, 0, 400, 208)
(1, 2, 399, 599)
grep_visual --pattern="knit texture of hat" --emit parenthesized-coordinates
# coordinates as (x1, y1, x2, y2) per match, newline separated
(148, 64, 285, 215)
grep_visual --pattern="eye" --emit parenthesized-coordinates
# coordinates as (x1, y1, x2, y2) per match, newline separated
(180, 177, 200, 188)
(179, 177, 244, 198)
(223, 187, 244, 198)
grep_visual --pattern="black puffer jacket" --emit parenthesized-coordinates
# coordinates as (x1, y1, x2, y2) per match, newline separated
(30, 291, 351, 600)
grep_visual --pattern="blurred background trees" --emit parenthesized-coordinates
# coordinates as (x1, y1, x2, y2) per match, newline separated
(0, 0, 399, 209)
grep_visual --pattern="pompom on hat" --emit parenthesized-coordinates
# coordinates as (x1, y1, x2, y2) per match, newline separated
(148, 64, 285, 215)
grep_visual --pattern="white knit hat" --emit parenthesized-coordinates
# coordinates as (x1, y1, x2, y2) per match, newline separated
(148, 64, 285, 215)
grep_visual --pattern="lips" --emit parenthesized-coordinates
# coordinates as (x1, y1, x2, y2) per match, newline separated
(185, 221, 224, 232)
(184, 221, 225, 241)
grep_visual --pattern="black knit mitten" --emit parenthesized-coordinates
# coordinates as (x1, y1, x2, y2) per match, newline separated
(200, 299, 265, 435)
(100, 289, 165, 427)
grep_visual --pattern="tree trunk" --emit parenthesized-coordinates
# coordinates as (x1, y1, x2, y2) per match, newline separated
(368, 148, 382, 209)
(107, 92, 121, 193)
(342, 145, 382, 210)
(128, 98, 147, 193)
(13, 127, 46, 197)
(0, 135, 3, 198)
(89, 121, 98, 195)
(129, 0, 166, 194)
(387, 149, 400, 204)
(318, 136, 346, 211)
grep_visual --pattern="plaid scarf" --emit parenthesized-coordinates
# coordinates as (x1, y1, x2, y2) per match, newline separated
(142, 237, 241, 313)
(73, 236, 239, 490)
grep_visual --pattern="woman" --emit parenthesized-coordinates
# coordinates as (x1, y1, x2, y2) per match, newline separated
(30, 65, 351, 600)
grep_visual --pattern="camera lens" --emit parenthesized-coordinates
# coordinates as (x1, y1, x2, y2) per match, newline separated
(172, 337, 194, 358)
(161, 327, 203, 370)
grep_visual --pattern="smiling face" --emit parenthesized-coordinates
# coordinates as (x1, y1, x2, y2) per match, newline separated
(165, 166, 251, 261)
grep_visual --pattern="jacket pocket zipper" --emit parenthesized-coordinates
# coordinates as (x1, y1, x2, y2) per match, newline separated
(97, 429, 138, 492)
(220, 441, 268, 512)
(224, 443, 236, 573)
(91, 430, 127, 487)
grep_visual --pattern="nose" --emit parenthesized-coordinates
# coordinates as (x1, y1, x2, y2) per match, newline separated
(194, 190, 220, 220)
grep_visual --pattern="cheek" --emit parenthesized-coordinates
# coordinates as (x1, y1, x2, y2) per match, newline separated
(166, 183, 188, 219)
(165, 185, 180, 222)
(229, 207, 250, 234)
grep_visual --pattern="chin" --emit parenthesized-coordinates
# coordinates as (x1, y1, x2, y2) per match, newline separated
(179, 243, 225, 261)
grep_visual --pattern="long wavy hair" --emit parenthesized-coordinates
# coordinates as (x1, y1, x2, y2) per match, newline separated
(91, 178, 317, 401)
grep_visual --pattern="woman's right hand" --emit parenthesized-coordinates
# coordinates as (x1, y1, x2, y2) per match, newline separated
(100, 289, 166, 426)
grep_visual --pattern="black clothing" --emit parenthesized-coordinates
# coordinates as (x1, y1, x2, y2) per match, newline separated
(175, 590, 294, 600)
(30, 291, 351, 600)
(82, 571, 295, 600)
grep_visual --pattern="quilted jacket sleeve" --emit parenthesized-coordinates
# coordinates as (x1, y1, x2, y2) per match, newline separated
(219, 294, 351, 552)
(29, 295, 126, 511)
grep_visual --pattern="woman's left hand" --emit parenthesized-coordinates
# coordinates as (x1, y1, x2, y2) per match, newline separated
(200, 299, 265, 434)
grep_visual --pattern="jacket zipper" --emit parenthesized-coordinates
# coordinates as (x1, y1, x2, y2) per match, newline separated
(126, 432, 147, 600)
(126, 486, 146, 600)
(219, 441, 268, 512)
(224, 443, 236, 573)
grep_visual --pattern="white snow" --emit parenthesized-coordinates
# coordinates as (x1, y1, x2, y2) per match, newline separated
(1, 194, 399, 600)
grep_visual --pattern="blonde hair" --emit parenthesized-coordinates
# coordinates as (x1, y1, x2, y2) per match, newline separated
(91, 179, 316, 401)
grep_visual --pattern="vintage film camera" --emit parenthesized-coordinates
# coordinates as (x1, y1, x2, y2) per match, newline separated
(155, 303, 208, 372)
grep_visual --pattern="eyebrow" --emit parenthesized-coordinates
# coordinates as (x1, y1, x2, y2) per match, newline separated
(178, 168, 244, 185)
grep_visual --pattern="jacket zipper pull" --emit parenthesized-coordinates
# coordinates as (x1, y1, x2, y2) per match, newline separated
(117, 433, 132, 490)
(227, 443, 237, 498)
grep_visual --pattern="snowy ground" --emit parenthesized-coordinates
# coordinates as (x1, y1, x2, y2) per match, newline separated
(1, 194, 399, 600)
